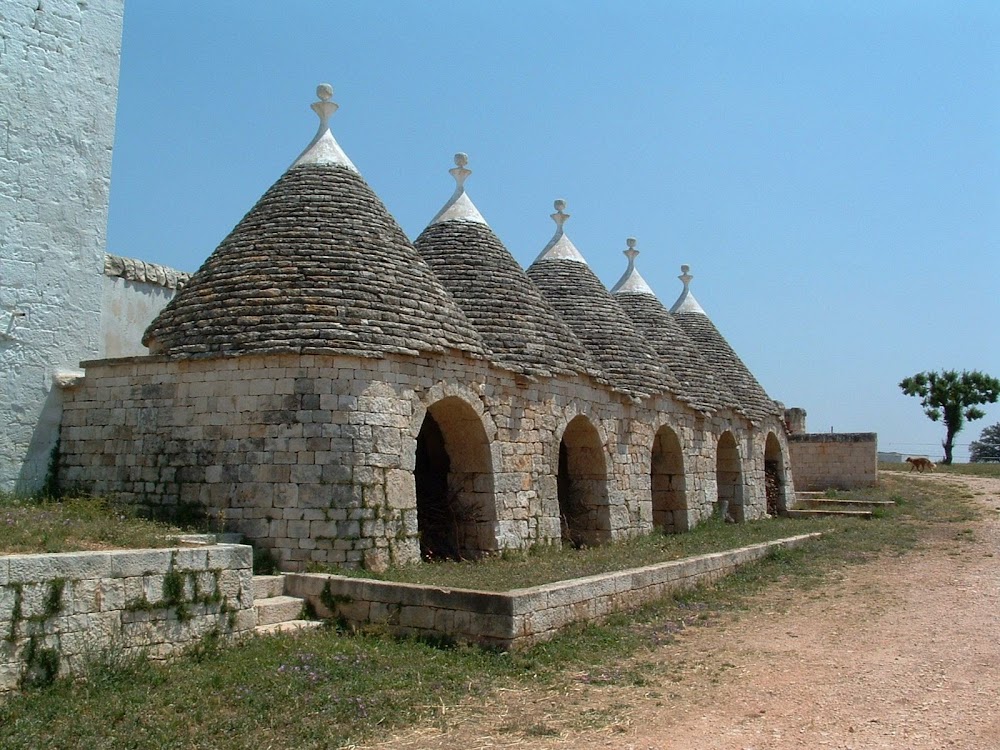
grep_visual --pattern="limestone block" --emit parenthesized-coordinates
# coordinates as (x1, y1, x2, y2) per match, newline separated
(8, 551, 113, 583)
(398, 605, 437, 630)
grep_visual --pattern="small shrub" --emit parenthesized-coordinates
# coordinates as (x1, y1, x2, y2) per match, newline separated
(19, 636, 61, 690)
(252, 545, 280, 575)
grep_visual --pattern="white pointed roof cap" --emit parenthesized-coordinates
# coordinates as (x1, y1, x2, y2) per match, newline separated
(292, 83, 359, 172)
(429, 153, 488, 225)
(611, 238, 656, 295)
(669, 264, 707, 314)
(533, 200, 588, 264)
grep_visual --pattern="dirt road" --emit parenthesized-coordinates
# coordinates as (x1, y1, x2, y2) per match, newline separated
(365, 472, 1000, 750)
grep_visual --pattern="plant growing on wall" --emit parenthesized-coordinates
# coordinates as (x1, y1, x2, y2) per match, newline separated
(899, 370, 1000, 464)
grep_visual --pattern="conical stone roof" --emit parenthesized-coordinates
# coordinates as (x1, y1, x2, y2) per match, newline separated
(414, 155, 596, 379)
(143, 85, 486, 360)
(668, 265, 781, 424)
(525, 201, 682, 400)
(611, 241, 745, 416)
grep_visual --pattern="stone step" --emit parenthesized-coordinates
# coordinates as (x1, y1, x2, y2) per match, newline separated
(253, 574, 286, 600)
(255, 595, 306, 627)
(254, 619, 325, 636)
(785, 508, 874, 520)
(795, 497, 895, 511)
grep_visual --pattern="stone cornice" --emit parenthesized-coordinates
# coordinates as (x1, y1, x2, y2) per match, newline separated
(103, 253, 191, 290)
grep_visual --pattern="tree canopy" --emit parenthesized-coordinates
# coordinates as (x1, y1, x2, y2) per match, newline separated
(899, 370, 1000, 464)
(970, 423, 1000, 463)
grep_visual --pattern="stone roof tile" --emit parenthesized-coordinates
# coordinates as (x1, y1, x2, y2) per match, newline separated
(525, 203, 682, 400)
(143, 87, 486, 359)
(414, 158, 597, 379)
(612, 243, 743, 415)
(668, 266, 780, 423)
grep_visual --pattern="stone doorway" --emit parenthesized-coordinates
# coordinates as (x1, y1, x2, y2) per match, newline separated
(557, 416, 611, 548)
(414, 397, 497, 561)
(651, 425, 687, 533)
(764, 432, 785, 516)
(716, 431, 744, 523)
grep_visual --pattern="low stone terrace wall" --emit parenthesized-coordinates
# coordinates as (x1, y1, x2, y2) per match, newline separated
(788, 433, 878, 491)
(0, 544, 255, 695)
(286, 533, 821, 650)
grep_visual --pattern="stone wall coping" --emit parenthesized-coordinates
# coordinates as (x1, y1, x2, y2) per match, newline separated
(788, 432, 877, 444)
(0, 543, 252, 584)
(104, 253, 191, 290)
(286, 533, 822, 648)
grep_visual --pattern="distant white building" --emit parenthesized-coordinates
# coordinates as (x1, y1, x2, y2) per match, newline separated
(877, 452, 907, 464)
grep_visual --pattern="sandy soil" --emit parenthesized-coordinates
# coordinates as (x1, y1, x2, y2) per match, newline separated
(361, 472, 1000, 750)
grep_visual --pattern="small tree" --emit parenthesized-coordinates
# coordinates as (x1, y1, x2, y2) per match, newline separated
(899, 370, 1000, 465)
(970, 423, 1000, 463)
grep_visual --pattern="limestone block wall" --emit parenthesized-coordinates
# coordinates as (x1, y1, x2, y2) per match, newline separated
(0, 0, 124, 493)
(787, 433, 878, 491)
(286, 533, 820, 649)
(59, 351, 785, 572)
(0, 544, 255, 695)
(100, 254, 191, 358)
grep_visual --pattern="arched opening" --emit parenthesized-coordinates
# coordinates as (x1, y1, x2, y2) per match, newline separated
(414, 397, 496, 561)
(557, 416, 611, 548)
(651, 425, 687, 533)
(715, 431, 744, 523)
(764, 432, 785, 516)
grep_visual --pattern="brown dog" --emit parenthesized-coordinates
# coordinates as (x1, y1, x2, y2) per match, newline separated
(906, 456, 936, 472)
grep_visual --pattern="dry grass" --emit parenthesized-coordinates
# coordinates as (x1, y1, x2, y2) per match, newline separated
(0, 494, 193, 555)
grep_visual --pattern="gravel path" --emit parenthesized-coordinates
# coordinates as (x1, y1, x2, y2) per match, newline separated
(363, 473, 1000, 750)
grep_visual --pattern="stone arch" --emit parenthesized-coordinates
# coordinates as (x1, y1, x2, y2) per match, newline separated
(764, 431, 787, 516)
(651, 424, 687, 533)
(414, 396, 497, 561)
(557, 415, 611, 548)
(716, 430, 744, 523)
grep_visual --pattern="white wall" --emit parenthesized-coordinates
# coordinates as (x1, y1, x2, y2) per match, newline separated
(0, 0, 124, 492)
(101, 255, 190, 359)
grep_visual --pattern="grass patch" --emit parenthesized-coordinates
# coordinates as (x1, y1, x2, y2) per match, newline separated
(0, 472, 986, 749)
(0, 494, 195, 555)
(310, 479, 921, 592)
(314, 515, 819, 591)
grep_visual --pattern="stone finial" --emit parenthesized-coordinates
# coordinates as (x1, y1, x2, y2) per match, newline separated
(610, 237, 655, 295)
(533, 199, 587, 264)
(625, 237, 639, 264)
(292, 82, 358, 171)
(427, 151, 487, 225)
(670, 263, 706, 314)
(449, 152, 471, 189)
(679, 264, 693, 289)
(311, 83, 339, 127)
(551, 199, 570, 229)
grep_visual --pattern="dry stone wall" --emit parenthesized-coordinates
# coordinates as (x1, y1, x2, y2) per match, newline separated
(59, 350, 792, 571)
(788, 433, 877, 490)
(286, 533, 820, 649)
(0, 543, 255, 695)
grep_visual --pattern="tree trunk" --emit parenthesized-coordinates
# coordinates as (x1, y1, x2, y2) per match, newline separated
(942, 430, 957, 464)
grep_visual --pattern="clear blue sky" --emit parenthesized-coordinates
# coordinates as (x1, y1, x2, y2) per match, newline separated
(106, 1, 1000, 462)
